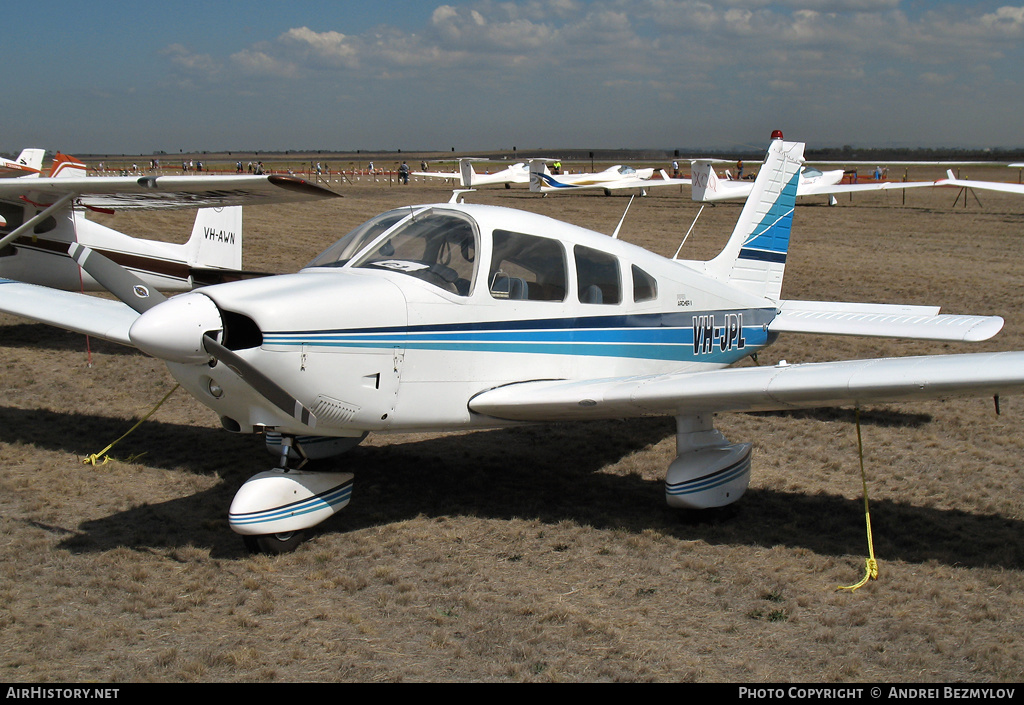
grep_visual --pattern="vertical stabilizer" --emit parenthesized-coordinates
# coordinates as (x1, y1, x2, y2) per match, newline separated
(15, 149, 46, 173)
(529, 160, 547, 192)
(186, 207, 242, 270)
(704, 134, 803, 302)
(689, 160, 719, 202)
(49, 153, 88, 178)
(459, 159, 475, 188)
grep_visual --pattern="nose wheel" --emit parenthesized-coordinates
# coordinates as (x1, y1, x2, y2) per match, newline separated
(231, 434, 354, 554)
(243, 530, 306, 555)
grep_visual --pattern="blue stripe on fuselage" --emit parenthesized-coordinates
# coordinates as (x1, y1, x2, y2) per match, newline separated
(263, 309, 774, 364)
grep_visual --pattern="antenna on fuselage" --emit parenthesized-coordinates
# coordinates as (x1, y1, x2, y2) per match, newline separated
(672, 204, 705, 260)
(610, 195, 635, 239)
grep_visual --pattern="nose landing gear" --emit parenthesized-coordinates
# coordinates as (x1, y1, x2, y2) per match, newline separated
(230, 434, 354, 554)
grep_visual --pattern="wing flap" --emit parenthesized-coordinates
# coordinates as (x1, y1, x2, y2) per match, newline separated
(771, 300, 1003, 342)
(0, 174, 340, 210)
(469, 351, 1024, 421)
(0, 278, 139, 346)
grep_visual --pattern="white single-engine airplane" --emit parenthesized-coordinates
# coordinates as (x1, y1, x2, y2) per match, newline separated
(414, 159, 529, 189)
(690, 159, 938, 203)
(530, 160, 690, 195)
(0, 153, 340, 292)
(1, 131, 1022, 554)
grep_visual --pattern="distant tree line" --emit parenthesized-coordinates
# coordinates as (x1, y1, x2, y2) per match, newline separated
(804, 146, 1024, 162)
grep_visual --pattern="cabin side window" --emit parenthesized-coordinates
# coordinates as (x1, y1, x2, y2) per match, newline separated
(574, 245, 620, 305)
(489, 230, 566, 302)
(632, 265, 658, 303)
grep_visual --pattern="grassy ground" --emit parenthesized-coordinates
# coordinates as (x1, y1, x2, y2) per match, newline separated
(1, 166, 1023, 682)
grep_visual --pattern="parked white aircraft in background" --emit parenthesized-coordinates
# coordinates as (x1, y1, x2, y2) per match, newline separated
(0, 153, 340, 292)
(414, 159, 529, 189)
(1, 132, 1022, 554)
(0, 148, 46, 178)
(690, 157, 938, 203)
(530, 160, 690, 195)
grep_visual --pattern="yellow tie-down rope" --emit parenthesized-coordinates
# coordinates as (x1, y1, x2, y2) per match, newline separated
(838, 407, 879, 591)
(82, 384, 180, 466)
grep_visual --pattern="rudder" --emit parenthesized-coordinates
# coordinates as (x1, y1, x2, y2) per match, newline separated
(689, 160, 720, 202)
(705, 133, 803, 302)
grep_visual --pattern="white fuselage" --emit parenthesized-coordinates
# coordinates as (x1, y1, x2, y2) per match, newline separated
(153, 203, 776, 437)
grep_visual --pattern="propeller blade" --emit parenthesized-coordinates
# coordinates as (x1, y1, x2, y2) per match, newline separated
(202, 333, 317, 428)
(68, 243, 168, 313)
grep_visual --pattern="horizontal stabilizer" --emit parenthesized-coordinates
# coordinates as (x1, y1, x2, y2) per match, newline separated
(771, 300, 1003, 342)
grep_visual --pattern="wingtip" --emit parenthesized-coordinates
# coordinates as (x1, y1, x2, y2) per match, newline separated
(267, 174, 343, 198)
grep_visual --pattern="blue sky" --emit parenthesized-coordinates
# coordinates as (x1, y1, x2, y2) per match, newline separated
(5, 1, 1024, 154)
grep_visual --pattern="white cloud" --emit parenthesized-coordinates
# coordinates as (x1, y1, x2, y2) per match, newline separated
(230, 49, 299, 78)
(153, 2, 1024, 148)
(280, 27, 363, 69)
(162, 44, 219, 76)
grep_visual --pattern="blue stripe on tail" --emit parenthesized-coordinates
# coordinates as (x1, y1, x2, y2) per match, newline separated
(738, 170, 800, 263)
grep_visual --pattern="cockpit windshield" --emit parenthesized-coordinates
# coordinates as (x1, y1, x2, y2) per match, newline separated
(350, 209, 479, 296)
(305, 208, 413, 269)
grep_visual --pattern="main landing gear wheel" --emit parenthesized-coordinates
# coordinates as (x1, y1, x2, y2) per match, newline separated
(244, 531, 307, 555)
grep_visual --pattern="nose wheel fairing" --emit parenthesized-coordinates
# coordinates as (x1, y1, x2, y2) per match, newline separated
(228, 468, 354, 537)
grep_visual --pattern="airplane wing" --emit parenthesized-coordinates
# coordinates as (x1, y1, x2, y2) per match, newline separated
(413, 171, 459, 179)
(468, 351, 1024, 422)
(0, 278, 139, 345)
(0, 174, 340, 210)
(798, 180, 938, 196)
(936, 171, 1024, 196)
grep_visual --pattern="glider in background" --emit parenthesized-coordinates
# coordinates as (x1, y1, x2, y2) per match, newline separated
(414, 159, 529, 189)
(0, 153, 340, 292)
(529, 160, 690, 195)
(1, 132, 1021, 554)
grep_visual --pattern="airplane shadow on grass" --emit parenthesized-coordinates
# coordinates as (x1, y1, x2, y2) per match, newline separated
(0, 404, 1018, 569)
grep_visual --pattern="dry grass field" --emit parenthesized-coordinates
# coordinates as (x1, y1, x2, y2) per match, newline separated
(1, 163, 1024, 682)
